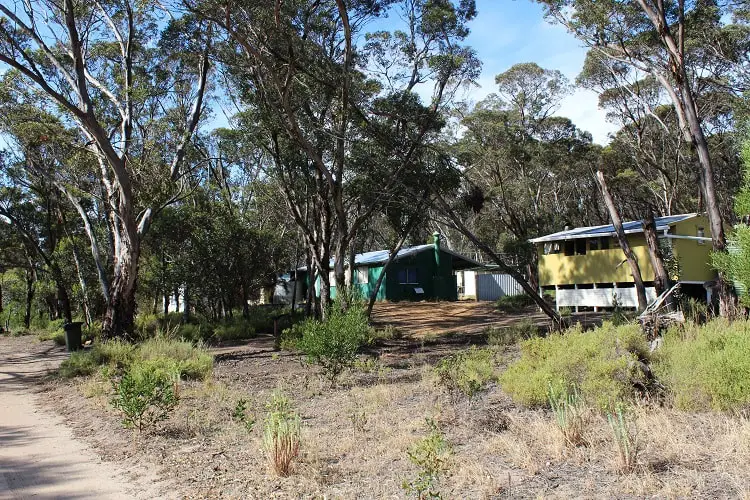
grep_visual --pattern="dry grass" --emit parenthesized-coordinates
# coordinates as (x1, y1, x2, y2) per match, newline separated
(26, 331, 750, 498)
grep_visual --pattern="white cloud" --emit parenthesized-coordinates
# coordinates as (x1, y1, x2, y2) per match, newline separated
(557, 89, 618, 144)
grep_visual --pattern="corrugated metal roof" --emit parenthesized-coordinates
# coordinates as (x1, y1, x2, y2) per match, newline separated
(529, 213, 698, 243)
(297, 244, 484, 270)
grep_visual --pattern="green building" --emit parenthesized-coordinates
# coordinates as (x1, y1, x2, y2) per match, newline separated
(306, 234, 482, 302)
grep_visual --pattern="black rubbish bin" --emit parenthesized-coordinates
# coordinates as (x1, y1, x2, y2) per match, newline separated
(63, 322, 84, 352)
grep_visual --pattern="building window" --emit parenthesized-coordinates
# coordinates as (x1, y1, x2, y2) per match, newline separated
(697, 227, 706, 245)
(564, 240, 575, 256)
(398, 267, 418, 284)
(575, 239, 587, 255)
(543, 242, 561, 255)
(588, 237, 610, 251)
(356, 268, 369, 284)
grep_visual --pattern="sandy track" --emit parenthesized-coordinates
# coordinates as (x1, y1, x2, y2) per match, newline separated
(0, 336, 156, 500)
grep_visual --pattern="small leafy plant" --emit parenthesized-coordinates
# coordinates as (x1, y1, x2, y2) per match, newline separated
(110, 364, 179, 433)
(607, 404, 639, 472)
(263, 391, 301, 476)
(402, 418, 451, 499)
(233, 398, 255, 432)
(548, 383, 587, 447)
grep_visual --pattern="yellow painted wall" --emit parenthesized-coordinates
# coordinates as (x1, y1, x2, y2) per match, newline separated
(537, 236, 654, 287)
(670, 216, 717, 282)
(537, 215, 718, 286)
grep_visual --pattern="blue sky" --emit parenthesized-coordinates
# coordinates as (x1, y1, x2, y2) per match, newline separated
(458, 0, 616, 144)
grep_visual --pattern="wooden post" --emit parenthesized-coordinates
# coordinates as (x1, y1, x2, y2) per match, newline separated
(574, 283, 579, 313)
(555, 284, 559, 312)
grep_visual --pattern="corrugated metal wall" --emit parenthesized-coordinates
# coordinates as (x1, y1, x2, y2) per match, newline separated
(476, 274, 525, 301)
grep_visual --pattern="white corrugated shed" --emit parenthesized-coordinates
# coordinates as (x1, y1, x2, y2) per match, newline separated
(475, 273, 524, 301)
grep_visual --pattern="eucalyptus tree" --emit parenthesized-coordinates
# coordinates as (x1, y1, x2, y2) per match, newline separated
(578, 52, 741, 221)
(190, 0, 479, 315)
(536, 0, 750, 314)
(0, 0, 211, 337)
(0, 151, 76, 323)
(458, 63, 602, 289)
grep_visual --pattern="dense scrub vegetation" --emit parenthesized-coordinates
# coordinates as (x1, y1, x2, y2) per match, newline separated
(500, 318, 750, 414)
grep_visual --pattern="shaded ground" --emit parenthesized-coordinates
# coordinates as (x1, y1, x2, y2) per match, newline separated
(0, 336, 162, 499)
(370, 300, 606, 337)
(370, 300, 551, 337)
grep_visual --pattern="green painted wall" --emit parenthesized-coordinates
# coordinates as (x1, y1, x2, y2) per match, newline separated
(312, 248, 459, 302)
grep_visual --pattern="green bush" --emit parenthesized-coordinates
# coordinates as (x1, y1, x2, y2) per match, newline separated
(111, 363, 179, 432)
(134, 313, 163, 339)
(138, 338, 213, 380)
(293, 306, 372, 383)
(39, 329, 66, 346)
(59, 338, 212, 381)
(177, 323, 203, 342)
(500, 322, 651, 410)
(435, 347, 497, 398)
(653, 319, 750, 411)
(487, 319, 538, 346)
(212, 319, 256, 342)
(495, 294, 535, 312)
(59, 350, 100, 378)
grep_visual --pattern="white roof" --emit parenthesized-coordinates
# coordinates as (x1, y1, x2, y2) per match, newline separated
(529, 213, 699, 243)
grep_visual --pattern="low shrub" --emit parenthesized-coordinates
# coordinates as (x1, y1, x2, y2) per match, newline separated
(435, 347, 496, 398)
(402, 418, 451, 499)
(39, 329, 66, 346)
(138, 338, 213, 380)
(212, 319, 256, 342)
(495, 294, 535, 313)
(653, 319, 750, 411)
(293, 306, 372, 384)
(487, 319, 538, 346)
(134, 313, 162, 339)
(500, 322, 651, 410)
(111, 363, 179, 432)
(263, 391, 301, 477)
(59, 350, 100, 378)
(59, 338, 212, 381)
(92, 340, 136, 370)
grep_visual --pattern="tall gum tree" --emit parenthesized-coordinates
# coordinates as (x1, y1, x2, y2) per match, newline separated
(0, 0, 211, 338)
(536, 0, 750, 315)
(190, 0, 480, 315)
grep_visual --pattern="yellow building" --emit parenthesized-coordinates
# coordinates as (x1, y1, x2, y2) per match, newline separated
(530, 213, 716, 310)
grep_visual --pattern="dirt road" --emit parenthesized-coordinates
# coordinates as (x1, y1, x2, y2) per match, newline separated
(0, 336, 156, 499)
